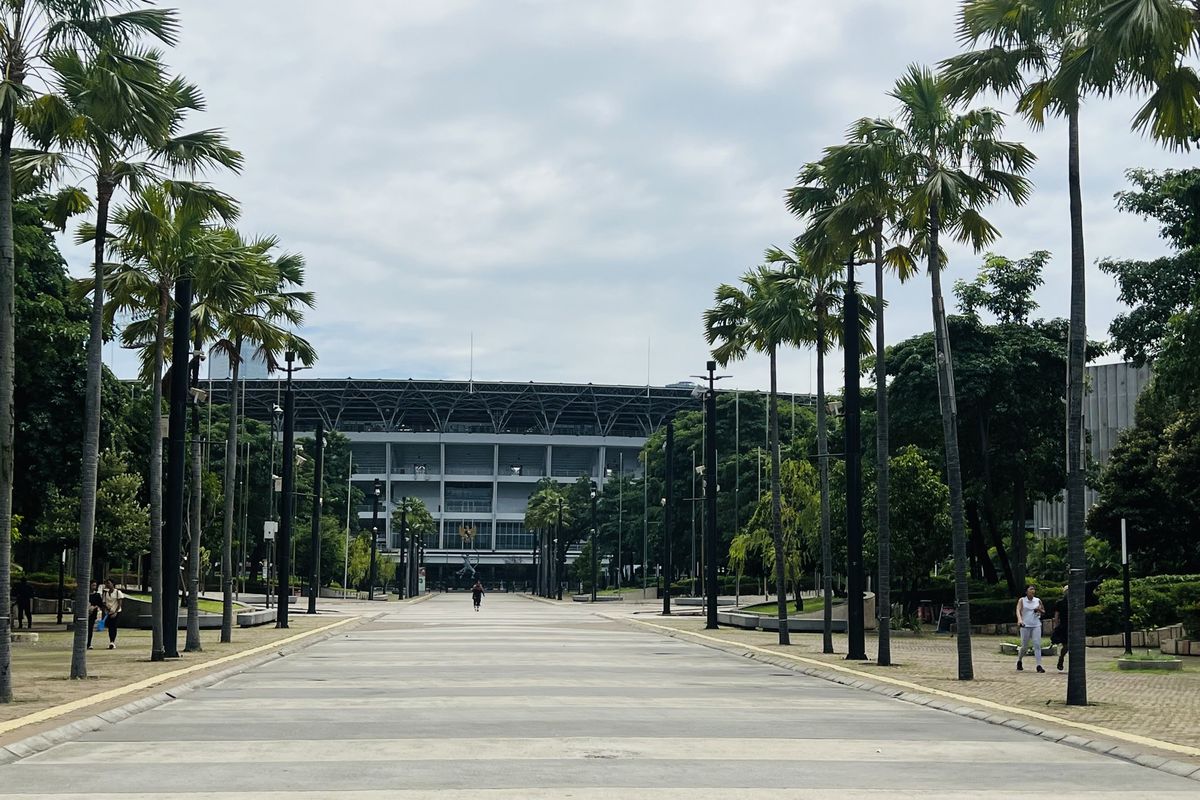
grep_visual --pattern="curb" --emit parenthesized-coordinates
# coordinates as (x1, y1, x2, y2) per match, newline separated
(616, 615, 1200, 784)
(0, 615, 367, 766)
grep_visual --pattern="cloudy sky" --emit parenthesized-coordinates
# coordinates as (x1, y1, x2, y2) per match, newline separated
(74, 0, 1185, 395)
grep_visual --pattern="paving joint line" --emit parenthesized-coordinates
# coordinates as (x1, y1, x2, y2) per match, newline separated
(0, 614, 366, 765)
(612, 614, 1200, 784)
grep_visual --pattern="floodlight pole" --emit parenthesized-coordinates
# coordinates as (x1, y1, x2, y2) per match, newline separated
(307, 421, 324, 614)
(845, 258, 867, 661)
(662, 417, 674, 616)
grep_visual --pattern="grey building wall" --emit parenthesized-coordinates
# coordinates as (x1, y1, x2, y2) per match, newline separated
(1032, 361, 1153, 537)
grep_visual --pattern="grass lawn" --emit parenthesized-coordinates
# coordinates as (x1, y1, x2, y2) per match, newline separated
(125, 593, 247, 615)
(740, 598, 828, 615)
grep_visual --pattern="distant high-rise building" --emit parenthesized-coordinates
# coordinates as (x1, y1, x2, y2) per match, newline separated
(208, 341, 269, 380)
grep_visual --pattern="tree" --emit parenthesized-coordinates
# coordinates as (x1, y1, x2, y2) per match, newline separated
(0, 0, 180, 703)
(942, 0, 1120, 701)
(765, 242, 863, 654)
(93, 180, 239, 662)
(1102, 169, 1200, 364)
(731, 458, 819, 600)
(389, 496, 433, 593)
(865, 446, 951, 611)
(210, 237, 313, 640)
(1088, 0, 1200, 150)
(790, 118, 917, 666)
(704, 264, 811, 645)
(881, 63, 1035, 680)
(32, 35, 242, 675)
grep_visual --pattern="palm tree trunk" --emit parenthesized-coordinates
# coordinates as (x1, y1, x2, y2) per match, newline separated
(0, 105, 16, 702)
(71, 181, 114, 679)
(768, 348, 789, 645)
(817, 331, 833, 655)
(184, 349, 203, 652)
(1012, 455, 1027, 590)
(1065, 105, 1088, 706)
(978, 415, 1016, 593)
(873, 219, 891, 667)
(928, 207, 974, 681)
(148, 290, 168, 662)
(220, 350, 240, 642)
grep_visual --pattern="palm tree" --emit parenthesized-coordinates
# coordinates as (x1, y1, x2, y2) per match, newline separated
(704, 265, 811, 646)
(789, 119, 917, 666)
(941, 0, 1102, 701)
(95, 181, 241, 662)
(0, 0, 179, 703)
(1087, 0, 1200, 150)
(764, 242, 850, 655)
(879, 64, 1035, 680)
(32, 42, 241, 677)
(205, 234, 314, 643)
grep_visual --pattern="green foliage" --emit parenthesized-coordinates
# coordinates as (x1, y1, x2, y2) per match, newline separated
(1096, 577, 1200, 631)
(730, 458, 818, 587)
(1180, 604, 1200, 640)
(865, 446, 950, 595)
(346, 533, 371, 589)
(391, 497, 434, 545)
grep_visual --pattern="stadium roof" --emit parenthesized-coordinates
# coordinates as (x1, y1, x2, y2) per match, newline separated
(210, 378, 707, 438)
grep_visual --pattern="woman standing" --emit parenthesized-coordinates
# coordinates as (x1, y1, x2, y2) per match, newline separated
(101, 579, 124, 649)
(471, 580, 484, 612)
(1015, 584, 1046, 673)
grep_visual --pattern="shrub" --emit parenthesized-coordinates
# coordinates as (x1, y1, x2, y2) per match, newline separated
(1096, 578, 1200, 630)
(1086, 605, 1123, 636)
(1180, 604, 1200, 640)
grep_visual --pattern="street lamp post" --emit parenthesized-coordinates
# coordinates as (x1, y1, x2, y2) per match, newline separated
(398, 499, 408, 600)
(662, 416, 674, 616)
(277, 350, 297, 629)
(307, 421, 324, 615)
(590, 489, 598, 602)
(844, 258, 867, 661)
(369, 479, 381, 601)
(555, 498, 564, 601)
(1122, 518, 1133, 655)
(691, 361, 726, 631)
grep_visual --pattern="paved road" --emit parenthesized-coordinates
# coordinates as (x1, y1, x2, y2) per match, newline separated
(2, 594, 1195, 798)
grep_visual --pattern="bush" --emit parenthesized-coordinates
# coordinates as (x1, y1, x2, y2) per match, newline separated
(968, 597, 1020, 625)
(1096, 578, 1200, 630)
(1181, 604, 1200, 640)
(1086, 605, 1122, 636)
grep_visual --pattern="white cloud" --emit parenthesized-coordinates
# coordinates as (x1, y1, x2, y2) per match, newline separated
(65, 0, 1193, 395)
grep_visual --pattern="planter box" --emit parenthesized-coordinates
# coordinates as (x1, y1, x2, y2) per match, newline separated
(1161, 639, 1196, 657)
(1118, 657, 1183, 671)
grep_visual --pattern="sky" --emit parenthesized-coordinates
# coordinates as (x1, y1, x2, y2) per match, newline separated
(70, 0, 1187, 395)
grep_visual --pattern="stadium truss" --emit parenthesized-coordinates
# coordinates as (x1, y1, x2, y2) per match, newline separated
(209, 379, 703, 438)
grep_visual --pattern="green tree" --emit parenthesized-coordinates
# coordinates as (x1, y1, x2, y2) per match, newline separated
(790, 119, 917, 665)
(765, 242, 860, 653)
(866, 446, 951, 611)
(731, 459, 819, 599)
(941, 0, 1130, 701)
(389, 496, 433, 594)
(0, 0, 179, 704)
(704, 264, 811, 645)
(1088, 0, 1200, 149)
(40, 41, 242, 673)
(881, 64, 1035, 680)
(94, 180, 239, 661)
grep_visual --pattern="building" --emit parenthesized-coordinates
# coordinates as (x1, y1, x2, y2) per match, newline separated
(208, 341, 269, 380)
(227, 378, 701, 586)
(1032, 361, 1154, 537)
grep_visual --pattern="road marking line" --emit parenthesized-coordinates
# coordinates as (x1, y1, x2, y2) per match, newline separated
(0, 616, 357, 737)
(622, 616, 1200, 759)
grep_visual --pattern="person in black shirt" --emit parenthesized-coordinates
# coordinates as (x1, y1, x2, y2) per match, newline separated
(87, 581, 103, 649)
(1051, 594, 1069, 671)
(14, 576, 34, 629)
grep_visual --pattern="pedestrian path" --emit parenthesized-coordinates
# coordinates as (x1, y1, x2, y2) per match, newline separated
(1, 594, 1196, 798)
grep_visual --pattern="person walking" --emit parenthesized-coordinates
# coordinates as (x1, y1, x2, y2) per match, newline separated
(87, 581, 103, 649)
(14, 576, 34, 629)
(101, 579, 124, 649)
(1051, 591, 1069, 672)
(471, 580, 484, 612)
(1015, 584, 1046, 673)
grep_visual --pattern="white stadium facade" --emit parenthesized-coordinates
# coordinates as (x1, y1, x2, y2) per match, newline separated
(225, 379, 700, 587)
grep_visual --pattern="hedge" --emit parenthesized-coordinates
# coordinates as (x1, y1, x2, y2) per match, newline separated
(1095, 577, 1200, 632)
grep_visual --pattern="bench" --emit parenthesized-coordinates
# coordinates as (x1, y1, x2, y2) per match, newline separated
(716, 611, 762, 629)
(237, 608, 277, 627)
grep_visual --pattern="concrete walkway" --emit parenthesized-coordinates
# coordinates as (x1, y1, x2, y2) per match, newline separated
(1, 593, 1196, 798)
